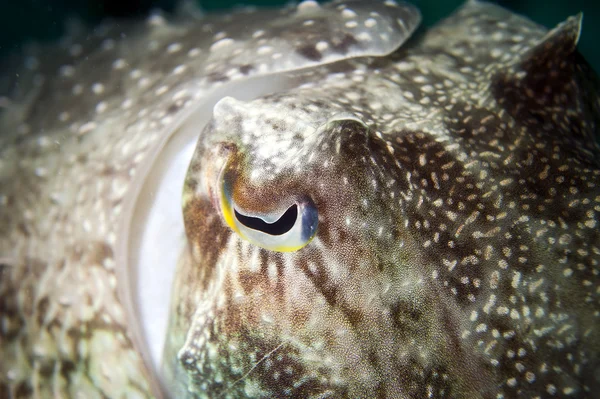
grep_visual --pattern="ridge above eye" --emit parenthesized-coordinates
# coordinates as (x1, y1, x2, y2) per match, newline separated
(234, 204, 298, 236)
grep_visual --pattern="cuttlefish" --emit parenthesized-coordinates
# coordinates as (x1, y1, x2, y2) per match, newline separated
(0, 0, 599, 397)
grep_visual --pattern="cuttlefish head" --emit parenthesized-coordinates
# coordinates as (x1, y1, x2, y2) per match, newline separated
(167, 87, 482, 397)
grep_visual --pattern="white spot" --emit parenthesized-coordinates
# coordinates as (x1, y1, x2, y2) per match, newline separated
(147, 13, 166, 26)
(172, 89, 188, 101)
(316, 41, 329, 52)
(112, 59, 127, 69)
(138, 77, 151, 88)
(83, 219, 92, 232)
(188, 48, 201, 57)
(211, 38, 234, 52)
(78, 122, 97, 135)
(155, 86, 169, 96)
(261, 313, 274, 324)
(34, 167, 47, 177)
(525, 372, 535, 383)
(345, 91, 360, 101)
(95, 101, 108, 114)
(257, 45, 273, 55)
(121, 98, 133, 109)
(510, 309, 520, 320)
(511, 271, 521, 288)
(172, 65, 187, 75)
(364, 18, 377, 28)
(488, 48, 502, 59)
(357, 32, 372, 42)
(91, 83, 105, 95)
(129, 69, 142, 79)
(297, 0, 320, 13)
(214, 31, 227, 41)
(497, 306, 509, 315)
(491, 32, 504, 41)
(342, 9, 357, 18)
(167, 42, 182, 53)
(6, 369, 17, 380)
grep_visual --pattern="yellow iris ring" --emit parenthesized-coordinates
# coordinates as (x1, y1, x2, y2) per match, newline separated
(220, 187, 240, 234)
(271, 243, 308, 252)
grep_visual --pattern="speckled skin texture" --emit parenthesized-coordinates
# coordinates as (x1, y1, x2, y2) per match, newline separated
(1, 0, 599, 398)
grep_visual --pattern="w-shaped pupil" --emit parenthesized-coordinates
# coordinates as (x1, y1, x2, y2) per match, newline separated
(234, 204, 297, 236)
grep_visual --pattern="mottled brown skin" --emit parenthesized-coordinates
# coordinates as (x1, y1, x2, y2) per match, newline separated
(1, 1, 599, 398)
(0, 0, 421, 397)
(173, 4, 600, 399)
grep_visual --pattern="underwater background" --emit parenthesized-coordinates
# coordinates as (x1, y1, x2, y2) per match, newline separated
(0, 0, 598, 73)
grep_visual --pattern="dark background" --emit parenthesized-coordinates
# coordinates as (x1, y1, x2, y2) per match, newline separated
(0, 0, 597, 72)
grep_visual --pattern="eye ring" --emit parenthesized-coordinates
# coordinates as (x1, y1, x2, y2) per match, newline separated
(220, 176, 318, 252)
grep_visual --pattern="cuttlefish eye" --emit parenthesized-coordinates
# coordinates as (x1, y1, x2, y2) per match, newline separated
(219, 173, 318, 252)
